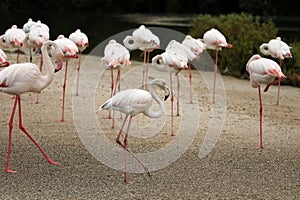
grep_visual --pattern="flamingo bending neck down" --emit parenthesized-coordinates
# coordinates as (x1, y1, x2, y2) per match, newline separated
(100, 79, 170, 183)
(246, 54, 286, 149)
(0, 48, 10, 67)
(0, 40, 64, 173)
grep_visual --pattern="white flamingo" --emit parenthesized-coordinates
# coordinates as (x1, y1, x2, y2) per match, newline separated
(69, 29, 89, 96)
(246, 54, 286, 149)
(203, 28, 232, 104)
(260, 37, 292, 105)
(101, 39, 131, 128)
(0, 25, 26, 63)
(123, 25, 160, 88)
(152, 40, 189, 136)
(0, 40, 64, 173)
(51, 35, 78, 122)
(182, 35, 206, 103)
(100, 79, 170, 183)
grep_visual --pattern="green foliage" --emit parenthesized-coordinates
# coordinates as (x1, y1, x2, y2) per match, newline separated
(282, 41, 300, 87)
(189, 13, 277, 76)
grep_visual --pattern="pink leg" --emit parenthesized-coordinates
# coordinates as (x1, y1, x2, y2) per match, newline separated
(188, 62, 193, 104)
(176, 74, 180, 116)
(5, 96, 18, 173)
(145, 51, 150, 87)
(276, 59, 282, 105)
(170, 73, 175, 136)
(142, 51, 147, 89)
(212, 50, 218, 104)
(116, 68, 123, 119)
(75, 52, 82, 96)
(107, 69, 114, 119)
(60, 62, 68, 122)
(258, 86, 263, 149)
(116, 115, 150, 183)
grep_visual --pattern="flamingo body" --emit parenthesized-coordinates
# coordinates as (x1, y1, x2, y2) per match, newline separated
(0, 48, 10, 67)
(3, 25, 26, 49)
(69, 29, 89, 52)
(260, 37, 292, 60)
(203, 28, 232, 50)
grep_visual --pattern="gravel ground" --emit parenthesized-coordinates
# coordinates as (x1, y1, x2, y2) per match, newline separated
(0, 52, 299, 199)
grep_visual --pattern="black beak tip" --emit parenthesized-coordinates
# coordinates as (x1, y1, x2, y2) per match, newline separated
(164, 94, 170, 101)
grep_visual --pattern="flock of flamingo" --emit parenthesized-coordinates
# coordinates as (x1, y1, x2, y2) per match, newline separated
(0, 19, 292, 183)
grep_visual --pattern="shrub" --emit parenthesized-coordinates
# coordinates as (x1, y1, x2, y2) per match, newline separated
(189, 13, 277, 76)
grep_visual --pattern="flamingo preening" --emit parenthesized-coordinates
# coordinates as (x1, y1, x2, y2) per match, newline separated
(0, 25, 26, 63)
(260, 37, 292, 105)
(69, 29, 89, 96)
(0, 48, 10, 67)
(152, 40, 190, 136)
(203, 28, 232, 104)
(51, 35, 79, 122)
(0, 40, 63, 173)
(182, 35, 206, 104)
(123, 25, 160, 89)
(246, 54, 286, 149)
(100, 79, 170, 183)
(101, 39, 131, 128)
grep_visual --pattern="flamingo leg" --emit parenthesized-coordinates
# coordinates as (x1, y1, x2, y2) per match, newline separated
(115, 68, 123, 119)
(176, 74, 180, 116)
(116, 115, 150, 183)
(75, 52, 82, 96)
(142, 50, 147, 89)
(212, 50, 219, 104)
(60, 61, 68, 122)
(188, 62, 193, 104)
(5, 95, 18, 173)
(170, 73, 175, 136)
(107, 69, 114, 119)
(29, 48, 32, 63)
(276, 59, 283, 105)
(145, 50, 150, 87)
(258, 86, 263, 149)
(16, 48, 20, 63)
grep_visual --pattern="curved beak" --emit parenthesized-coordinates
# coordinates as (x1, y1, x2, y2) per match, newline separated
(164, 86, 170, 101)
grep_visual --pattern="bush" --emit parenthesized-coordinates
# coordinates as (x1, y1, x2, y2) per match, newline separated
(189, 13, 277, 76)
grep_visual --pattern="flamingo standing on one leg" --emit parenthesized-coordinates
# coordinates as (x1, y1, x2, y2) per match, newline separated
(203, 28, 232, 104)
(0, 25, 26, 63)
(152, 41, 189, 136)
(51, 35, 78, 122)
(0, 40, 64, 173)
(260, 37, 292, 105)
(100, 79, 170, 183)
(0, 48, 10, 68)
(123, 25, 160, 89)
(69, 29, 89, 96)
(101, 39, 131, 128)
(182, 35, 206, 104)
(246, 54, 286, 149)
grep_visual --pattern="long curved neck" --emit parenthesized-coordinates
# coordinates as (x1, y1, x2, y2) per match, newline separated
(145, 83, 165, 118)
(39, 41, 57, 90)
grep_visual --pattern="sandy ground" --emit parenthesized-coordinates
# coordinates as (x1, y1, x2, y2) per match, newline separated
(0, 51, 299, 199)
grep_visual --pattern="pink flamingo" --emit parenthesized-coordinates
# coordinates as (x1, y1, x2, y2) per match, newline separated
(51, 35, 79, 122)
(0, 25, 26, 63)
(260, 37, 292, 105)
(0, 40, 63, 173)
(246, 54, 286, 149)
(101, 39, 131, 128)
(0, 48, 10, 67)
(203, 28, 232, 104)
(69, 29, 89, 96)
(23, 18, 37, 34)
(152, 40, 189, 136)
(123, 25, 160, 88)
(100, 79, 170, 183)
(182, 35, 206, 104)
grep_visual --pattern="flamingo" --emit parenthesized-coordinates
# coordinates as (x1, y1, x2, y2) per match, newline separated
(51, 35, 79, 122)
(182, 35, 206, 104)
(23, 18, 37, 34)
(260, 37, 292, 105)
(0, 40, 63, 173)
(100, 78, 170, 183)
(69, 29, 89, 96)
(246, 54, 286, 149)
(203, 28, 232, 104)
(0, 48, 10, 67)
(0, 25, 26, 63)
(101, 39, 131, 128)
(152, 40, 189, 136)
(123, 25, 160, 88)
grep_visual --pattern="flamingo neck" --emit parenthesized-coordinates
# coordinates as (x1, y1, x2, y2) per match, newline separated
(144, 83, 165, 118)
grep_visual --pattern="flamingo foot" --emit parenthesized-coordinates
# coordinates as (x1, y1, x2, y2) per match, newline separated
(170, 133, 175, 136)
(5, 169, 17, 173)
(48, 159, 59, 165)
